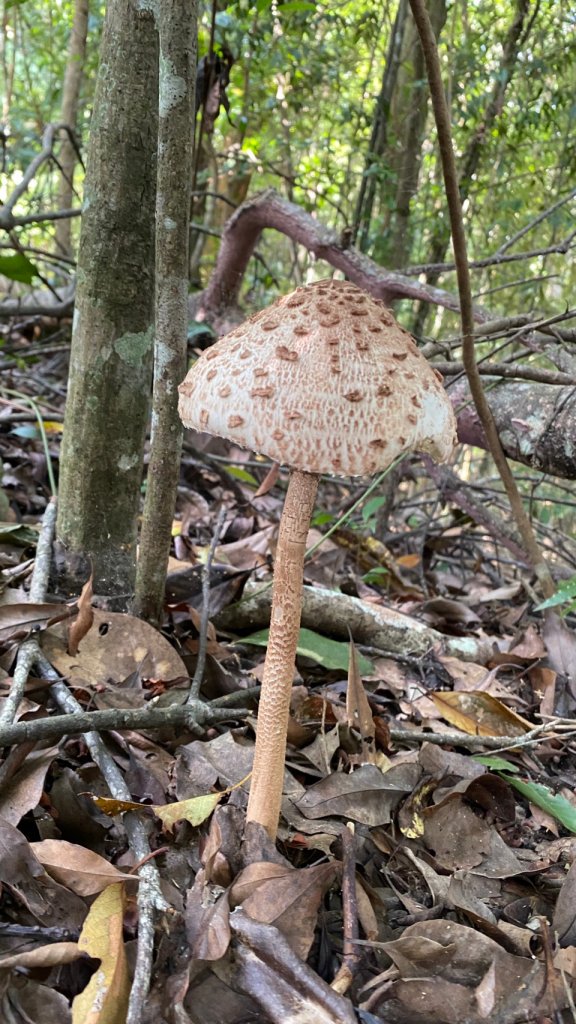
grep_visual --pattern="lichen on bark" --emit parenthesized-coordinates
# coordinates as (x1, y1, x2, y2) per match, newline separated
(56, 0, 159, 602)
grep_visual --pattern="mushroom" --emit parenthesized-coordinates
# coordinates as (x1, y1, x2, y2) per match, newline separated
(178, 279, 457, 839)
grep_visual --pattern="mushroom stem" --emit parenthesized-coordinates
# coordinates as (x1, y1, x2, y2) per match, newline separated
(246, 468, 319, 838)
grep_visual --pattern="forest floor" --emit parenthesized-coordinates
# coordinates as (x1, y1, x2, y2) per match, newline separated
(1, 326, 576, 1023)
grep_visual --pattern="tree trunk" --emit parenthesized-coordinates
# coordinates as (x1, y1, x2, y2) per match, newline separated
(376, 0, 446, 269)
(354, 0, 409, 253)
(134, 0, 197, 622)
(55, 0, 89, 256)
(56, 0, 158, 603)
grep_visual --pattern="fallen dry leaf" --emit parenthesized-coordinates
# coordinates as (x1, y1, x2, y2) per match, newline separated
(0, 818, 87, 928)
(0, 600, 74, 643)
(31, 838, 131, 896)
(230, 860, 338, 959)
(346, 634, 376, 763)
(374, 919, 561, 1023)
(431, 690, 532, 736)
(72, 884, 130, 1024)
(0, 942, 82, 969)
(0, 745, 58, 825)
(42, 608, 188, 689)
(295, 762, 421, 827)
(185, 870, 232, 960)
(67, 575, 94, 656)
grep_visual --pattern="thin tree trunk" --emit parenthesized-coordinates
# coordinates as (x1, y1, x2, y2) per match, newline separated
(377, 0, 446, 269)
(354, 0, 409, 253)
(56, 0, 158, 603)
(55, 0, 89, 256)
(134, 0, 197, 622)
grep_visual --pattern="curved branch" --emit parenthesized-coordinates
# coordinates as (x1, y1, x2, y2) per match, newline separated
(197, 188, 489, 323)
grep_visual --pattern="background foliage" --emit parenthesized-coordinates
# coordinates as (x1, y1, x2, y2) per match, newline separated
(2, 0, 575, 325)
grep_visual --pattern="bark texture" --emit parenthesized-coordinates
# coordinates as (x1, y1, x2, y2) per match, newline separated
(354, 0, 409, 252)
(56, 0, 158, 601)
(134, 0, 197, 621)
(452, 377, 576, 480)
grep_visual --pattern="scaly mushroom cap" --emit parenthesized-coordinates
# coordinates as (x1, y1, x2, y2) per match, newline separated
(178, 279, 457, 476)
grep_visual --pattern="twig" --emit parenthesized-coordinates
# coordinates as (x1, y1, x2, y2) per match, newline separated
(495, 187, 576, 255)
(0, 123, 71, 228)
(408, 0, 555, 600)
(0, 299, 74, 319)
(0, 500, 57, 726)
(5, 208, 81, 228)
(388, 720, 576, 753)
(435, 361, 576, 387)
(0, 493, 244, 1024)
(337, 824, 361, 993)
(0, 698, 249, 747)
(38, 666, 174, 1024)
(189, 505, 228, 702)
(404, 237, 576, 277)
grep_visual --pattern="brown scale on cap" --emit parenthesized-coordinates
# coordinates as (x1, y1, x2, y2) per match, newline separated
(276, 346, 299, 362)
(178, 278, 457, 477)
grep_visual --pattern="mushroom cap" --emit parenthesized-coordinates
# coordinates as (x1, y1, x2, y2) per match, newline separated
(178, 279, 457, 477)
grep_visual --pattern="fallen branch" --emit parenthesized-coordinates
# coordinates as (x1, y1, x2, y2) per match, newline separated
(0, 499, 58, 726)
(438, 361, 576, 387)
(388, 720, 576, 752)
(214, 582, 493, 664)
(0, 696, 250, 748)
(450, 377, 576, 480)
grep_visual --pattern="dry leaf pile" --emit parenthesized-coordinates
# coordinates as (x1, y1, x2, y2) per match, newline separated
(1, 383, 576, 1022)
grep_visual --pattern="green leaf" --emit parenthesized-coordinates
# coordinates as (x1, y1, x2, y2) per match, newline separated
(473, 755, 520, 772)
(311, 512, 334, 527)
(361, 496, 387, 523)
(0, 253, 38, 284)
(499, 774, 576, 833)
(224, 465, 259, 486)
(278, 1, 316, 12)
(362, 566, 389, 585)
(0, 522, 39, 546)
(240, 626, 373, 674)
(534, 575, 576, 611)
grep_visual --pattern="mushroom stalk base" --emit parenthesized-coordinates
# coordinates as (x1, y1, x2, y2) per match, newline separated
(246, 468, 319, 838)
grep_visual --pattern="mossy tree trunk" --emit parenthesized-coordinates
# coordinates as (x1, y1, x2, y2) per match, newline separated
(56, 0, 158, 603)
